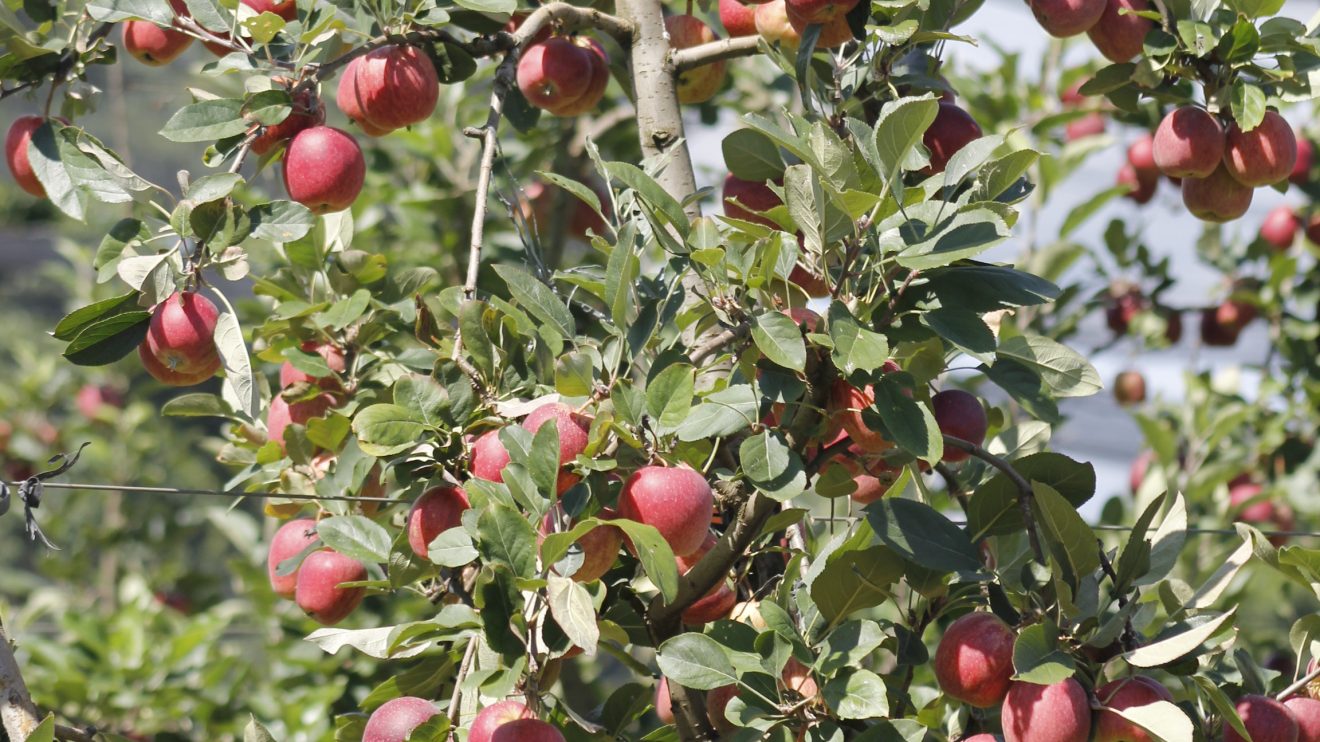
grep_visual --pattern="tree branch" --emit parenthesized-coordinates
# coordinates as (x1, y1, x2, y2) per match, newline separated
(0, 619, 94, 742)
(688, 323, 749, 366)
(669, 35, 761, 73)
(942, 435, 1046, 566)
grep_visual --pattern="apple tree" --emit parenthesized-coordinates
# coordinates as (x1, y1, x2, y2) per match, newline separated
(5, 0, 1320, 738)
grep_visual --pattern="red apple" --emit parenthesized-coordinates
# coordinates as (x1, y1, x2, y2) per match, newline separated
(706, 685, 740, 734)
(1229, 478, 1295, 546)
(850, 473, 895, 504)
(1182, 164, 1253, 223)
(1129, 450, 1153, 494)
(294, 549, 366, 625)
(655, 678, 675, 724)
(1224, 111, 1298, 187)
(617, 464, 714, 557)
(681, 580, 736, 625)
(490, 719, 564, 742)
(282, 126, 365, 214)
(780, 657, 819, 699)
(1118, 162, 1157, 204)
(517, 37, 594, 110)
(755, 0, 802, 48)
(470, 428, 512, 483)
(1292, 137, 1313, 186)
(336, 56, 392, 136)
(1161, 307, 1183, 344)
(1066, 112, 1106, 141)
(784, 4, 854, 47)
(1224, 695, 1299, 742)
(523, 402, 591, 494)
(470, 700, 534, 742)
(923, 102, 983, 175)
(933, 389, 988, 462)
(1200, 299, 1256, 347)
(1284, 697, 1320, 742)
(251, 87, 325, 157)
(720, 0, 758, 37)
(139, 291, 222, 387)
(1001, 679, 1092, 742)
(784, 0, 858, 24)
(1153, 106, 1225, 179)
(667, 15, 727, 105)
(722, 174, 782, 228)
(933, 612, 1016, 708)
(5, 116, 47, 197)
(1095, 676, 1174, 742)
(267, 517, 318, 599)
(244, 0, 297, 20)
(1087, 0, 1152, 62)
(1113, 370, 1146, 405)
(539, 508, 623, 582)
(1106, 288, 1145, 335)
(76, 384, 124, 420)
(267, 391, 336, 450)
(1261, 206, 1300, 250)
(363, 697, 440, 742)
(1028, 0, 1105, 37)
(407, 485, 471, 559)
(546, 37, 609, 117)
(121, 2, 193, 66)
(279, 341, 347, 389)
(830, 381, 894, 453)
(342, 44, 439, 132)
(1128, 133, 1157, 174)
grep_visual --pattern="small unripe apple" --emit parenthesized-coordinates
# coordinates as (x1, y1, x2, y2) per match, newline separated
(706, 685, 740, 734)
(279, 341, 347, 389)
(784, 0, 858, 24)
(1094, 676, 1174, 742)
(1292, 137, 1313, 186)
(294, 549, 366, 625)
(344, 44, 439, 132)
(963, 736, 1001, 742)
(754, 0, 802, 48)
(140, 291, 222, 386)
(490, 719, 565, 742)
(121, 1, 194, 66)
(282, 126, 365, 214)
(1113, 370, 1146, 406)
(1284, 697, 1320, 742)
(539, 508, 623, 582)
(407, 485, 471, 559)
(522, 402, 591, 494)
(1153, 106, 1225, 179)
(933, 612, 1016, 708)
(667, 15, 727, 105)
(617, 464, 714, 557)
(1028, 0, 1105, 37)
(1087, 0, 1152, 62)
(1118, 162, 1157, 204)
(1261, 206, 1300, 250)
(720, 0, 758, 37)
(1224, 111, 1298, 187)
(1224, 695, 1299, 742)
(1001, 679, 1092, 742)
(363, 697, 440, 742)
(470, 429, 512, 483)
(5, 116, 47, 197)
(923, 102, 983, 175)
(251, 87, 325, 157)
(932, 389, 988, 462)
(267, 517, 318, 599)
(517, 37, 593, 110)
(470, 700, 533, 742)
(1182, 164, 1253, 223)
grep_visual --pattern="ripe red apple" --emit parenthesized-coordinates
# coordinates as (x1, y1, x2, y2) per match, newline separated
(755, 0, 802, 48)
(1128, 133, 1157, 174)
(1129, 450, 1153, 494)
(1113, 370, 1146, 406)
(1200, 299, 1256, 347)
(1182, 164, 1253, 223)
(251, 87, 325, 157)
(1095, 676, 1174, 742)
(830, 381, 894, 453)
(617, 464, 714, 557)
(706, 685, 740, 734)
(1224, 111, 1298, 187)
(1292, 137, 1313, 185)
(294, 549, 367, 625)
(470, 700, 534, 742)
(76, 384, 124, 420)
(517, 179, 608, 238)
(1028, 0, 1105, 37)
(1284, 697, 1320, 742)
(933, 612, 1016, 708)
(1087, 0, 1152, 62)
(121, 1, 194, 66)
(1224, 695, 1299, 742)
(517, 37, 593, 110)
(655, 678, 675, 724)
(667, 15, 727, 105)
(244, 0, 297, 20)
(674, 533, 737, 624)
(1229, 478, 1295, 546)
(407, 485, 471, 559)
(546, 37, 609, 117)
(363, 697, 439, 742)
(6, 116, 47, 197)
(1001, 679, 1092, 742)
(490, 719, 565, 742)
(267, 517, 318, 599)
(722, 174, 782, 228)
(784, 3, 854, 47)
(851, 473, 895, 504)
(1261, 206, 1300, 250)
(1066, 112, 1106, 141)
(282, 126, 365, 214)
(279, 341, 347, 389)
(523, 402, 591, 494)
(470, 429, 513, 483)
(781, 657, 819, 699)
(267, 390, 336, 450)
(720, 0, 758, 36)
(923, 102, 983, 175)
(1153, 106, 1225, 178)
(1106, 288, 1145, 335)
(1118, 162, 1157, 204)
(341, 44, 439, 132)
(139, 291, 222, 386)
(539, 508, 623, 582)
(932, 389, 987, 462)
(336, 56, 391, 136)
(784, 0, 858, 24)
(964, 737, 1000, 742)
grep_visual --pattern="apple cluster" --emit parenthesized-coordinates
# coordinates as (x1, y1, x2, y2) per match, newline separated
(1028, 0, 1155, 63)
(516, 34, 610, 116)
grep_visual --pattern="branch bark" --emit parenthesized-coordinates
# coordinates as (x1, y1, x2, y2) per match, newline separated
(670, 35, 761, 73)
(0, 619, 92, 742)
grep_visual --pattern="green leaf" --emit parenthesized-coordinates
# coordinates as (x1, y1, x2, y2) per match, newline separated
(810, 547, 903, 624)
(603, 161, 689, 234)
(656, 634, 738, 690)
(52, 291, 140, 341)
(871, 376, 942, 463)
(244, 716, 277, 742)
(1032, 482, 1099, 586)
(86, 0, 173, 22)
(316, 289, 372, 331)
(895, 207, 1010, 270)
(428, 526, 478, 568)
(160, 99, 249, 142)
(823, 669, 889, 720)
(1125, 610, 1236, 668)
(352, 404, 427, 456)
(476, 504, 538, 579)
(547, 573, 599, 655)
(250, 200, 316, 242)
(611, 520, 679, 603)
(875, 96, 940, 183)
(752, 311, 807, 372)
(866, 498, 981, 573)
(676, 385, 759, 442)
(1112, 701, 1196, 742)
(162, 393, 236, 419)
(646, 363, 695, 434)
(603, 235, 640, 329)
(28, 122, 85, 220)
(493, 264, 575, 339)
(1229, 81, 1266, 132)
(995, 335, 1101, 398)
(63, 310, 150, 366)
(1059, 186, 1125, 238)
(828, 303, 890, 374)
(739, 430, 807, 501)
(722, 128, 786, 182)
(214, 307, 260, 419)
(315, 515, 391, 563)
(25, 715, 55, 742)
(1012, 622, 1076, 684)
(816, 620, 886, 674)
(967, 452, 1096, 539)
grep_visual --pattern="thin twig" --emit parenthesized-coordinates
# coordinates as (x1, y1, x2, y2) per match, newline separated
(446, 637, 480, 736)
(688, 323, 749, 366)
(942, 434, 1046, 566)
(1280, 662, 1320, 701)
(934, 462, 970, 513)
(669, 35, 762, 73)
